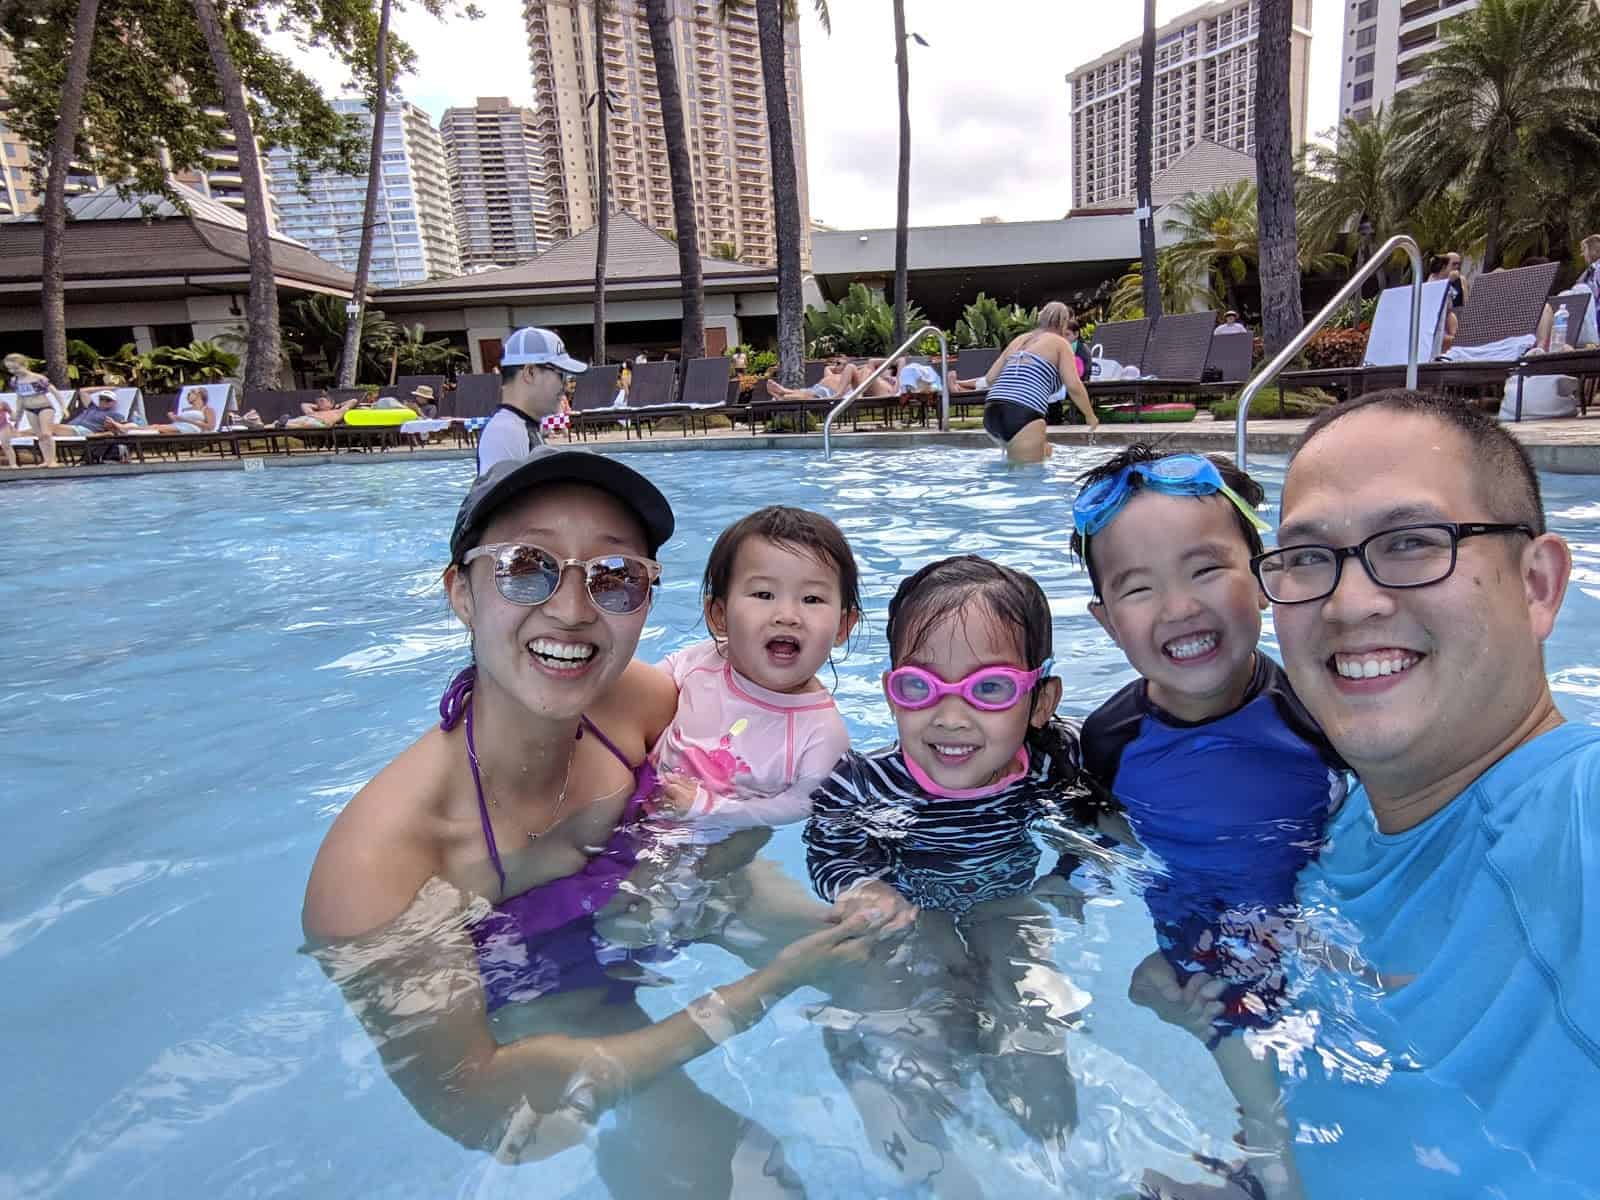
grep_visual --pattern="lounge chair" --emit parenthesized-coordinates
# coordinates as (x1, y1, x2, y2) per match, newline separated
(574, 361, 678, 441)
(1205, 330, 1254, 384)
(662, 356, 735, 436)
(563, 366, 623, 442)
(1385, 261, 1563, 400)
(1088, 312, 1216, 404)
(1086, 319, 1153, 384)
(1503, 290, 1598, 421)
(1275, 280, 1454, 401)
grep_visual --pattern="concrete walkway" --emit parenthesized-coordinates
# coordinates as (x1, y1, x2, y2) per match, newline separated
(8, 411, 1600, 483)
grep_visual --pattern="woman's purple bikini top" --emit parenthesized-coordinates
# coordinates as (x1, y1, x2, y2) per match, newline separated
(438, 667, 659, 1011)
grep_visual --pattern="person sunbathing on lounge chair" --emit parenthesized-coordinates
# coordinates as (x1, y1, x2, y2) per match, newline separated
(763, 355, 896, 402)
(108, 393, 214, 435)
(286, 393, 359, 428)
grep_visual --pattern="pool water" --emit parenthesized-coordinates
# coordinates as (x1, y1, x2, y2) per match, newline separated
(6, 447, 1600, 1199)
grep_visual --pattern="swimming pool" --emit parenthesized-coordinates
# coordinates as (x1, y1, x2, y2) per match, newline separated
(6, 447, 1600, 1199)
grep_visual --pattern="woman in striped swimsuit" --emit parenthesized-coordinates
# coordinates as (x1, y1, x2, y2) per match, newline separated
(953, 302, 1098, 463)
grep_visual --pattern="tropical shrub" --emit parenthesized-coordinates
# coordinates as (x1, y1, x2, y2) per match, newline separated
(953, 294, 1036, 349)
(727, 343, 777, 374)
(1302, 327, 1368, 369)
(392, 323, 468, 376)
(803, 283, 926, 357)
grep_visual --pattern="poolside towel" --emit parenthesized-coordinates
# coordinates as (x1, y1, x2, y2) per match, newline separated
(1364, 280, 1452, 367)
(1442, 334, 1536, 363)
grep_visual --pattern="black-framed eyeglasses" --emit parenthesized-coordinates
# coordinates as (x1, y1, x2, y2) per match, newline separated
(460, 543, 660, 614)
(1250, 522, 1534, 605)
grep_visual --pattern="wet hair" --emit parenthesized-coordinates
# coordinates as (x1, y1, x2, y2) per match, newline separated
(1294, 389, 1545, 535)
(1069, 443, 1267, 599)
(1038, 301, 1074, 337)
(701, 505, 862, 624)
(886, 555, 1051, 672)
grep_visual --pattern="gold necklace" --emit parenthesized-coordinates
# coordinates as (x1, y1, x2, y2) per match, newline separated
(466, 704, 579, 841)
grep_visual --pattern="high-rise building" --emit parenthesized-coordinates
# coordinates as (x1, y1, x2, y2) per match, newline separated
(0, 45, 99, 218)
(268, 98, 461, 289)
(1066, 0, 1312, 211)
(440, 97, 553, 270)
(171, 112, 280, 228)
(522, 0, 808, 266)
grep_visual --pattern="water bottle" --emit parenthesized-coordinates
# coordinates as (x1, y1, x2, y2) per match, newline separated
(1552, 304, 1570, 351)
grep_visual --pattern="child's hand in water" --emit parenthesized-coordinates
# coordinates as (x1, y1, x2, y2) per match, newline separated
(1127, 950, 1226, 1040)
(650, 773, 709, 821)
(834, 880, 919, 938)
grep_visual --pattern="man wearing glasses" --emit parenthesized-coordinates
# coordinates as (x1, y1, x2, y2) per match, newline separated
(1256, 390, 1598, 1194)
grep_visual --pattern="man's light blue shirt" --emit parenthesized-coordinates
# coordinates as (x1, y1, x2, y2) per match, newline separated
(1288, 722, 1600, 1197)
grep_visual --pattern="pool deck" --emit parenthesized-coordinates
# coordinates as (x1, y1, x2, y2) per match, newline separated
(10, 412, 1600, 481)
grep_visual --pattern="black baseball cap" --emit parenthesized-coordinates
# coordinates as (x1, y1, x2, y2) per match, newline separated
(450, 447, 675, 563)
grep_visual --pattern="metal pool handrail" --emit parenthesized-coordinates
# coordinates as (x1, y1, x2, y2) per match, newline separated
(822, 324, 949, 459)
(1235, 234, 1424, 471)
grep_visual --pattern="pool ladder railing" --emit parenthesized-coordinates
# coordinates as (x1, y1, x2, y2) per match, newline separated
(1235, 234, 1423, 471)
(822, 324, 949, 459)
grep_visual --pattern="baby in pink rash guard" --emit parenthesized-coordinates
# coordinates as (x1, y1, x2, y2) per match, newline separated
(654, 637, 850, 836)
(602, 505, 862, 948)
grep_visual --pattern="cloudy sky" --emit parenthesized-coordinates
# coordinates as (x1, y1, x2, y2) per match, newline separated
(295, 0, 1344, 230)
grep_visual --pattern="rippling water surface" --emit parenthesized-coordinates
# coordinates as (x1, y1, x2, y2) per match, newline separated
(5, 448, 1600, 1198)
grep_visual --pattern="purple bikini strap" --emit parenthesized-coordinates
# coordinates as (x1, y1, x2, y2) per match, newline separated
(440, 665, 629, 893)
(462, 694, 507, 892)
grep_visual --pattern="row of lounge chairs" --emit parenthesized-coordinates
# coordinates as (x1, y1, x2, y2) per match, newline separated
(1270, 261, 1600, 421)
(1079, 312, 1253, 408)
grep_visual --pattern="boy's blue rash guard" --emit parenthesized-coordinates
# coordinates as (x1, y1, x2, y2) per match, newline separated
(1073, 653, 1346, 921)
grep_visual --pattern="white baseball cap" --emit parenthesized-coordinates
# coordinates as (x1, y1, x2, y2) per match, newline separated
(500, 327, 586, 373)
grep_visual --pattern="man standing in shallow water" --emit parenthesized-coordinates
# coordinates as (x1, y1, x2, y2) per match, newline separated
(1249, 390, 1599, 1196)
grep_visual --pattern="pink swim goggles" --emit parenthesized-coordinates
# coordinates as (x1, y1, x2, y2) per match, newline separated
(884, 659, 1053, 712)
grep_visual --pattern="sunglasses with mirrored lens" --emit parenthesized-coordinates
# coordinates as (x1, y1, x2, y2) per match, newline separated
(460, 543, 660, 614)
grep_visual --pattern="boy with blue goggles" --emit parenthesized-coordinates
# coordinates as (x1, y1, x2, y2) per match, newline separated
(1057, 445, 1344, 1197)
(1071, 452, 1271, 538)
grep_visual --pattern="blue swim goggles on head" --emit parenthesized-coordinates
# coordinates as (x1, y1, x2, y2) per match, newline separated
(1072, 453, 1271, 537)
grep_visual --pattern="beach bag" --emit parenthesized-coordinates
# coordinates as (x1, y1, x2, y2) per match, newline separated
(1089, 344, 1123, 381)
(1499, 375, 1577, 422)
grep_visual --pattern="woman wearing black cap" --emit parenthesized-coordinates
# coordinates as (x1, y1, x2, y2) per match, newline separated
(302, 448, 873, 1188)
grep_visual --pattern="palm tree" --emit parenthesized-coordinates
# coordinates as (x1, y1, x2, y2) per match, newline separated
(591, 0, 612, 365)
(169, 340, 242, 383)
(753, 0, 826, 387)
(338, 0, 392, 388)
(1136, 0, 1160, 320)
(1109, 251, 1209, 321)
(1255, 0, 1303, 357)
(644, 0, 705, 362)
(193, 0, 281, 391)
(891, 0, 912, 349)
(1394, 0, 1600, 270)
(1164, 181, 1260, 315)
(283, 294, 397, 382)
(392, 323, 468, 375)
(39, 0, 100, 388)
(1297, 107, 1401, 270)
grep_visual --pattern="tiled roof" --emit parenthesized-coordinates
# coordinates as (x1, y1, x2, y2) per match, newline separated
(1150, 141, 1257, 204)
(1073, 141, 1258, 213)
(382, 210, 770, 295)
(0, 180, 354, 293)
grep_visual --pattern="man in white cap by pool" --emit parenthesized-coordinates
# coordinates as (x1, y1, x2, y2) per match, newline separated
(477, 326, 586, 473)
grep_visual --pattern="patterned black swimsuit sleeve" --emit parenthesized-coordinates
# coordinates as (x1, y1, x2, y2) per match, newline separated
(803, 752, 891, 902)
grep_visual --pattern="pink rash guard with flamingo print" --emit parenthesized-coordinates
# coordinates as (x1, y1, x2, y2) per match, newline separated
(653, 638, 850, 836)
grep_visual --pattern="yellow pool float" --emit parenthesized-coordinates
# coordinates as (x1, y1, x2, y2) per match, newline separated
(344, 407, 419, 427)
